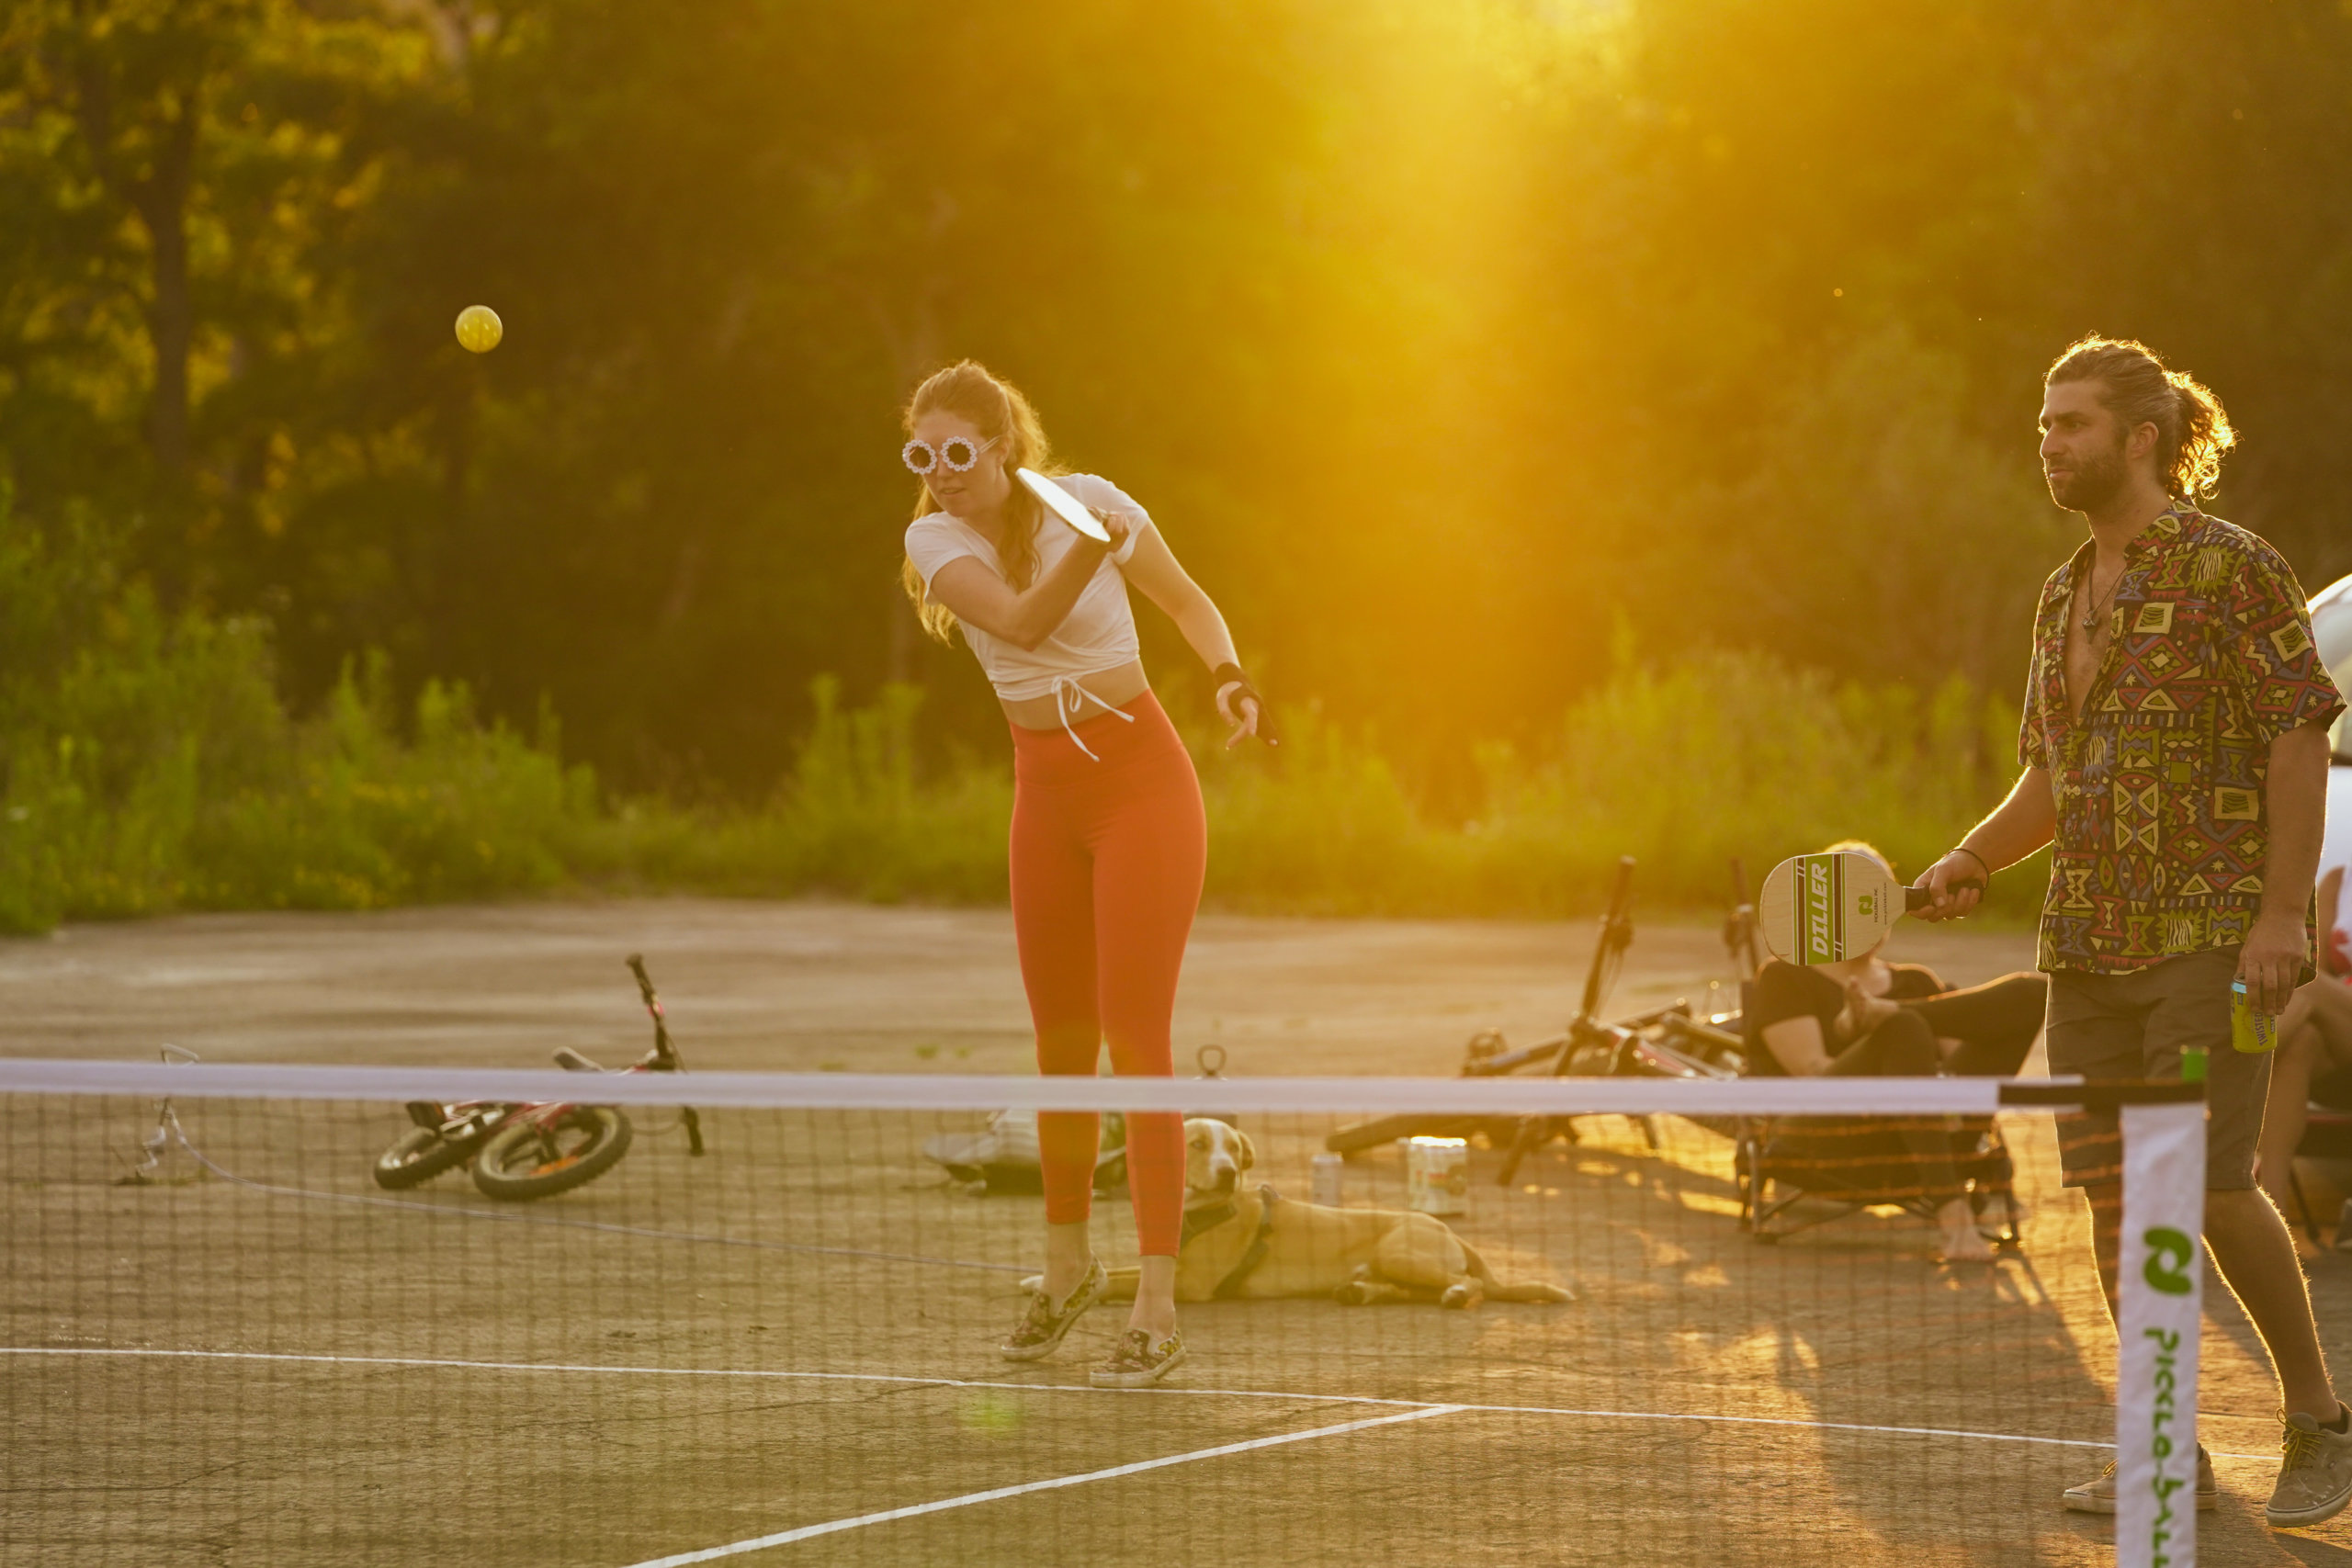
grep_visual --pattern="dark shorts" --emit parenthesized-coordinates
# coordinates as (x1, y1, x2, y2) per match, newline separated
(2044, 944, 2267, 1190)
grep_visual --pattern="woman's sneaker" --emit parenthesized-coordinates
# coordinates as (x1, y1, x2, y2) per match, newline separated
(1089, 1327, 1186, 1389)
(2061, 1449, 2217, 1513)
(1000, 1258, 1105, 1362)
(2267, 1405, 2352, 1528)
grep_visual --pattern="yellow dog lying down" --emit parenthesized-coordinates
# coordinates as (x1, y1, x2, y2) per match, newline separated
(1071, 1118, 1572, 1310)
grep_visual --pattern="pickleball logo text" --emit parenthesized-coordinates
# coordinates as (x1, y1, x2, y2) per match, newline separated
(2144, 1324, 2189, 1565)
(2143, 1226, 2194, 1295)
(1803, 859, 1835, 963)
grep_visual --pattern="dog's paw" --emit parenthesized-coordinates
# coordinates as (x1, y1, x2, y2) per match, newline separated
(1333, 1280, 1377, 1306)
(1440, 1282, 1482, 1310)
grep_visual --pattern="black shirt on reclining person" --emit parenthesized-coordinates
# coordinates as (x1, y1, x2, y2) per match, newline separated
(1745, 960, 1946, 1077)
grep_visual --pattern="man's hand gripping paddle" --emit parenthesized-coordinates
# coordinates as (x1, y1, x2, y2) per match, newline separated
(1757, 851, 1982, 964)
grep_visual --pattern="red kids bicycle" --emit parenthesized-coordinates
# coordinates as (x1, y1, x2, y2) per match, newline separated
(372, 953, 705, 1200)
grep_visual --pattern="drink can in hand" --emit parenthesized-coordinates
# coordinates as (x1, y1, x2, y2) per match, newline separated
(2232, 979, 2278, 1054)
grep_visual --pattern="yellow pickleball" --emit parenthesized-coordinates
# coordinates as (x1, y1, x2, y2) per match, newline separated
(455, 305, 503, 354)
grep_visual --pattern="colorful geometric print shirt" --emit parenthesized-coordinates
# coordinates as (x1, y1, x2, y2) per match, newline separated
(2018, 501, 2345, 975)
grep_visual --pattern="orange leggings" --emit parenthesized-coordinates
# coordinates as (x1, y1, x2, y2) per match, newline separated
(1009, 692, 1203, 1258)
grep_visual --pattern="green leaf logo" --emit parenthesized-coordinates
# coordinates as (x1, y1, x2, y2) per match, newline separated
(2143, 1226, 2194, 1295)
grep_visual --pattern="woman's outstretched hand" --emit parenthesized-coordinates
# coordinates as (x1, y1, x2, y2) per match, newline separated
(1214, 680, 1261, 749)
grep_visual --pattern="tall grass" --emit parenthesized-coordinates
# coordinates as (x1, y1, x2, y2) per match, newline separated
(571, 677, 1013, 904)
(576, 656, 2043, 923)
(0, 493, 2042, 931)
(1187, 653, 2042, 919)
(0, 497, 594, 932)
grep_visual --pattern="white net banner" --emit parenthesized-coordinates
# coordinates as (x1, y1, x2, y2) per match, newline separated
(2117, 1100, 2207, 1568)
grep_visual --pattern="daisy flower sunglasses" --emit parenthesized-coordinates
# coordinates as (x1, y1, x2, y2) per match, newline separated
(901, 433, 1003, 476)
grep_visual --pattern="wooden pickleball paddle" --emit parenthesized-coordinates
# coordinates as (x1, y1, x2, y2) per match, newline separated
(1757, 851, 1981, 964)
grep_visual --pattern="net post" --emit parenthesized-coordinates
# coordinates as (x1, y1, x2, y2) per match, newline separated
(2116, 1096, 2206, 1568)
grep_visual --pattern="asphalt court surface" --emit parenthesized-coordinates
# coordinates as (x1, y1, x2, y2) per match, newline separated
(7, 899, 2352, 1564)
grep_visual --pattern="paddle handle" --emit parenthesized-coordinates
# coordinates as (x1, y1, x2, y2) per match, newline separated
(1904, 879, 1984, 911)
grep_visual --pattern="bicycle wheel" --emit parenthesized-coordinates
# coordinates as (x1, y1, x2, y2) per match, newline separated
(469, 1108, 633, 1201)
(373, 1127, 472, 1190)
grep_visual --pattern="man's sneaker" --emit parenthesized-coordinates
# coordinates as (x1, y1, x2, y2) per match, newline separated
(1089, 1327, 1186, 1389)
(2267, 1404, 2352, 1528)
(2061, 1448, 2218, 1514)
(1000, 1257, 1105, 1362)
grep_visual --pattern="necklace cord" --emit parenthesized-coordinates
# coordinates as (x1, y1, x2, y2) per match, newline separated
(2080, 559, 2129, 635)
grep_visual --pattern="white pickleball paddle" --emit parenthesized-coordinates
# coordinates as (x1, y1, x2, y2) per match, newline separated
(1017, 468, 1111, 542)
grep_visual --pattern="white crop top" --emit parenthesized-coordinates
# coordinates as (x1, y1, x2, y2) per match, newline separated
(902, 472, 1154, 705)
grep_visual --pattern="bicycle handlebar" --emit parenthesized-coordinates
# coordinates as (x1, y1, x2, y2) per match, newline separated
(1602, 856, 1635, 925)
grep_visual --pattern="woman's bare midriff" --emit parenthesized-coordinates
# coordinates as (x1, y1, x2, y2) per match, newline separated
(1000, 660, 1149, 730)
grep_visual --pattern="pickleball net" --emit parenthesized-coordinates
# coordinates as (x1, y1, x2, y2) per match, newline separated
(1, 1061, 2204, 1568)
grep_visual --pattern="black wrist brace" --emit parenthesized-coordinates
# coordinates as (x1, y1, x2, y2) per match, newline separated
(1211, 663, 1278, 745)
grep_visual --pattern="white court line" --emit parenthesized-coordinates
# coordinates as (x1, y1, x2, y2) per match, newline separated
(0, 1346, 1406, 1407)
(615, 1404, 1464, 1566)
(9, 1345, 2272, 1459)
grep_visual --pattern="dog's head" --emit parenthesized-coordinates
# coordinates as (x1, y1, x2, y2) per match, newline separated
(1182, 1116, 1256, 1201)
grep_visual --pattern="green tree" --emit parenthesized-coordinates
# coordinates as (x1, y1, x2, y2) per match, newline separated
(0, 0, 439, 599)
(6, 0, 2351, 816)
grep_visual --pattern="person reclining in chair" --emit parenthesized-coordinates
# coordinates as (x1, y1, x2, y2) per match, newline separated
(1747, 839, 2048, 1262)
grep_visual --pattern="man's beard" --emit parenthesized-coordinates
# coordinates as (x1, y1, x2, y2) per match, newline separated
(2047, 434, 2129, 513)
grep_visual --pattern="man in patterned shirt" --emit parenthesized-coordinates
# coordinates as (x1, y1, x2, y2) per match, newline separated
(1917, 336, 2349, 1526)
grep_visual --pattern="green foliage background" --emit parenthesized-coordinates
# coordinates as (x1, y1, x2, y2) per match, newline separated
(0, 478, 2044, 931)
(0, 0, 2341, 928)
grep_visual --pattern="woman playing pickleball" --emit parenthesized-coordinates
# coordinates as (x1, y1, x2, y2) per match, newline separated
(897, 360, 1268, 1388)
